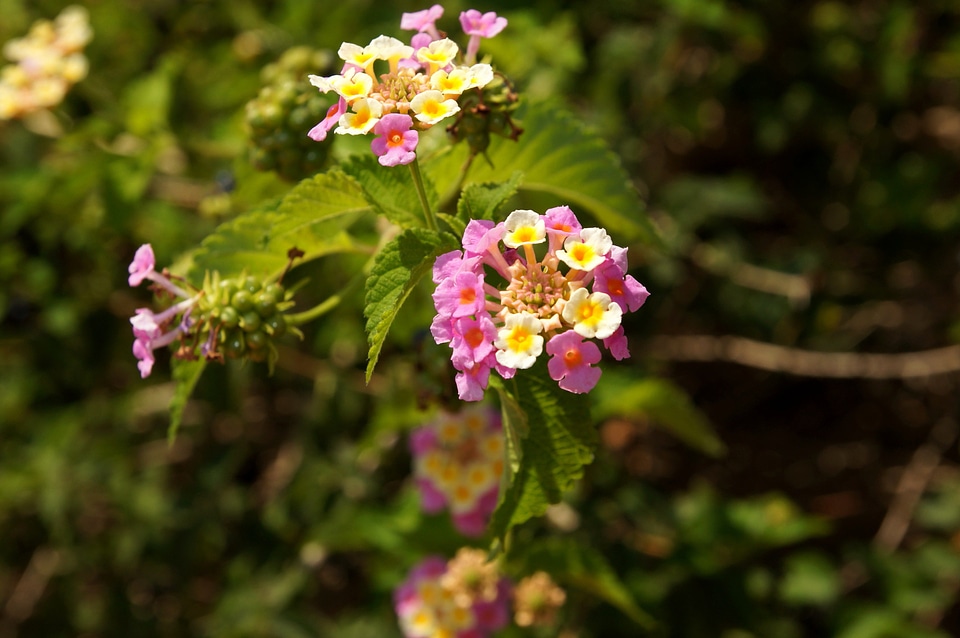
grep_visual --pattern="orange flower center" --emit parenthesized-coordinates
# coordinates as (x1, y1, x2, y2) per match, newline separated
(563, 348, 582, 366)
(464, 326, 485, 348)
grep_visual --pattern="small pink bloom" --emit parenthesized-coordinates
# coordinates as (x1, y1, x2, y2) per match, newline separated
(544, 205, 582, 238)
(128, 244, 155, 287)
(593, 262, 650, 313)
(126, 245, 192, 298)
(473, 579, 512, 631)
(416, 478, 447, 513)
(307, 97, 346, 142)
(430, 312, 455, 344)
(608, 245, 629, 274)
(409, 427, 437, 455)
(432, 250, 465, 283)
(432, 271, 486, 318)
(460, 9, 508, 63)
(546, 331, 603, 394)
(455, 360, 492, 401)
(370, 113, 418, 167)
(132, 330, 157, 378)
(450, 487, 498, 537)
(401, 4, 444, 35)
(461, 219, 498, 253)
(451, 314, 497, 366)
(131, 324, 182, 379)
(603, 326, 631, 361)
(453, 508, 488, 537)
(459, 9, 508, 38)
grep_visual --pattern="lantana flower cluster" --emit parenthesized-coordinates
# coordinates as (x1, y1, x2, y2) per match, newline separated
(409, 405, 504, 537)
(0, 6, 92, 120)
(432, 206, 649, 401)
(394, 548, 511, 638)
(127, 244, 301, 378)
(306, 5, 506, 167)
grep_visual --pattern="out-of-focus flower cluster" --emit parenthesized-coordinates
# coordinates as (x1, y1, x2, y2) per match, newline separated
(127, 244, 302, 378)
(306, 5, 511, 167)
(394, 548, 511, 638)
(0, 6, 91, 120)
(432, 206, 649, 401)
(513, 571, 566, 628)
(245, 46, 338, 181)
(410, 405, 503, 537)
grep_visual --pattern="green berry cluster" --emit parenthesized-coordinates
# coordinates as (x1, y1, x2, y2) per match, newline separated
(200, 273, 303, 371)
(245, 46, 337, 181)
(447, 73, 522, 155)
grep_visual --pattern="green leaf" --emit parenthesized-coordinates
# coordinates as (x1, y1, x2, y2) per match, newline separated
(168, 358, 206, 444)
(363, 228, 449, 381)
(491, 360, 597, 539)
(510, 536, 656, 629)
(593, 374, 725, 457)
(456, 171, 523, 222)
(190, 170, 371, 281)
(342, 154, 438, 230)
(424, 100, 657, 243)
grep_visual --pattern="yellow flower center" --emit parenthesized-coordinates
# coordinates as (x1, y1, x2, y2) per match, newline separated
(506, 326, 534, 352)
(578, 299, 604, 326)
(570, 243, 594, 264)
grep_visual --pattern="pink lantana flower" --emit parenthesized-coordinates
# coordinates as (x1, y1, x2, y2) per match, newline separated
(393, 549, 512, 638)
(128, 243, 156, 286)
(307, 9, 501, 164)
(546, 330, 603, 394)
(459, 9, 508, 64)
(127, 243, 191, 297)
(409, 406, 504, 536)
(432, 271, 486, 318)
(400, 4, 444, 38)
(593, 260, 650, 313)
(451, 314, 498, 367)
(431, 206, 648, 400)
(307, 96, 346, 142)
(127, 244, 200, 378)
(370, 113, 419, 166)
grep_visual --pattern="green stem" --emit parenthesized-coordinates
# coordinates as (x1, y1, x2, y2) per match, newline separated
(283, 295, 342, 327)
(409, 156, 437, 231)
(438, 150, 477, 212)
(284, 260, 370, 327)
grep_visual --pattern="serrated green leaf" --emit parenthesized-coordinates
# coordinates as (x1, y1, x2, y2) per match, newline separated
(342, 154, 438, 230)
(363, 228, 449, 381)
(491, 360, 597, 539)
(424, 100, 657, 243)
(168, 357, 206, 444)
(189, 171, 371, 281)
(456, 171, 523, 222)
(493, 382, 527, 475)
(593, 374, 726, 457)
(510, 536, 656, 629)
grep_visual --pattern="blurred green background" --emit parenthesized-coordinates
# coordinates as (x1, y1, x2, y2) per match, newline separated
(1, 0, 959, 636)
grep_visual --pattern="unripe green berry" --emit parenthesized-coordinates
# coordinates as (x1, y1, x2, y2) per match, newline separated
(246, 329, 268, 350)
(243, 276, 261, 294)
(255, 290, 278, 317)
(219, 306, 240, 329)
(240, 311, 261, 333)
(231, 290, 253, 313)
(264, 314, 286, 338)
